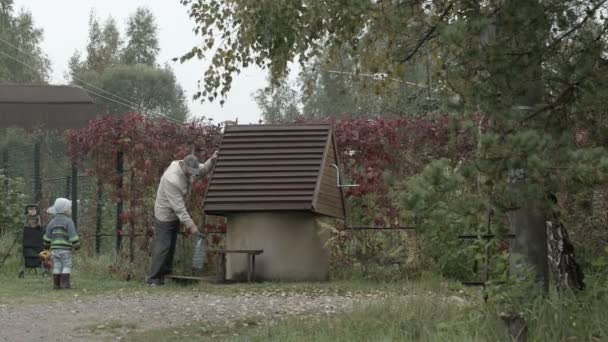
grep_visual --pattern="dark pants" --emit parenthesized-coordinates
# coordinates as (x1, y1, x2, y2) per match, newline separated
(147, 219, 180, 283)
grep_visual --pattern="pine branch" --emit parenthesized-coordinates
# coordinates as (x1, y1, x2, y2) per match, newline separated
(519, 83, 577, 124)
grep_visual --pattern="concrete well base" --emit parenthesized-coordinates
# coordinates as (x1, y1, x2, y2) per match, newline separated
(225, 212, 332, 281)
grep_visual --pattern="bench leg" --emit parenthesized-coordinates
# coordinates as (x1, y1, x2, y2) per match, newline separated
(252, 255, 256, 282)
(247, 254, 252, 282)
(217, 253, 226, 283)
(222, 253, 226, 282)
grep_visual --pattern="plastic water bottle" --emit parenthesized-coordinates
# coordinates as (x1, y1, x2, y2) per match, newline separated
(192, 233, 207, 270)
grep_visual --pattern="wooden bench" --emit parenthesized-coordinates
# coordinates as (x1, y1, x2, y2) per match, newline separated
(208, 249, 264, 283)
(166, 275, 209, 284)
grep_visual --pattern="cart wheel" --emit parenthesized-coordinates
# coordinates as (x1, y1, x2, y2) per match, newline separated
(18, 270, 25, 278)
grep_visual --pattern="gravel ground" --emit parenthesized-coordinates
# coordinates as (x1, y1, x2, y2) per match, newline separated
(0, 291, 360, 342)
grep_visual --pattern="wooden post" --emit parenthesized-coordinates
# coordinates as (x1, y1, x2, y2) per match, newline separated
(115, 151, 124, 252)
(95, 179, 103, 256)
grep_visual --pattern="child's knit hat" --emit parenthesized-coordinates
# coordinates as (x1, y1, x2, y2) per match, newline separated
(47, 198, 72, 215)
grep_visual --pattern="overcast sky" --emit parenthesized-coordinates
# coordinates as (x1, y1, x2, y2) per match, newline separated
(13, 0, 266, 124)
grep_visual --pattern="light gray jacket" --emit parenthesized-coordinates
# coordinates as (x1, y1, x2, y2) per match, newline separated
(153, 159, 214, 229)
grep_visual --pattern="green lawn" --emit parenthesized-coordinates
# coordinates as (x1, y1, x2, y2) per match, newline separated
(2, 250, 607, 342)
(0, 264, 465, 305)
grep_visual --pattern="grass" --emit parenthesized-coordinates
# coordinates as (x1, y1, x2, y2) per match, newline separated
(238, 298, 502, 342)
(125, 296, 491, 342)
(0, 253, 141, 304)
(123, 276, 608, 342)
(126, 284, 608, 342)
(0, 263, 464, 305)
(3, 235, 608, 342)
(127, 318, 262, 342)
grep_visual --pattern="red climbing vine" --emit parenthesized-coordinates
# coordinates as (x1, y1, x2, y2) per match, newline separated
(66, 113, 473, 247)
(66, 113, 223, 243)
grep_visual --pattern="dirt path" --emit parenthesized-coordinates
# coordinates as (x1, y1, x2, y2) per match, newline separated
(0, 291, 358, 341)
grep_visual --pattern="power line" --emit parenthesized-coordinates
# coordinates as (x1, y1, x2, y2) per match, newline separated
(0, 49, 46, 77)
(70, 72, 142, 108)
(0, 37, 185, 125)
(0, 36, 141, 107)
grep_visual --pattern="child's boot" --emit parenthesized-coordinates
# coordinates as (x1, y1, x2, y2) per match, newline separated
(60, 273, 71, 289)
(53, 274, 61, 289)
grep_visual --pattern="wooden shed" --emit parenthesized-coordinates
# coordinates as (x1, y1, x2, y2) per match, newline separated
(0, 84, 97, 217)
(0, 84, 96, 129)
(203, 124, 346, 281)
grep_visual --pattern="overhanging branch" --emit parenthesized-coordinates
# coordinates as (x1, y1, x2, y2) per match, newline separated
(399, 4, 453, 63)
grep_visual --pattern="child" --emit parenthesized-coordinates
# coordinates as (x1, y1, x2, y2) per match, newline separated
(43, 198, 80, 289)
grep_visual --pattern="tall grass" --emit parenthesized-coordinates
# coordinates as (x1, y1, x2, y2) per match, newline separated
(238, 297, 502, 342)
(237, 278, 608, 342)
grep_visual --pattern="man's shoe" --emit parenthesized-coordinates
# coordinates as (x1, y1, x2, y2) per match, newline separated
(145, 278, 161, 287)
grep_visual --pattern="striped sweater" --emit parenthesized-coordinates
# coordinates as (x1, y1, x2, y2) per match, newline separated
(43, 214, 80, 250)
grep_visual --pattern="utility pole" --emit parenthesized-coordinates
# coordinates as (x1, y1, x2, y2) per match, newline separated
(481, 0, 548, 295)
(502, 1, 549, 294)
(485, 1, 548, 340)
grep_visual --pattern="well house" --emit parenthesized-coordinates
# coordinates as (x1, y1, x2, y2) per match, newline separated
(202, 124, 346, 281)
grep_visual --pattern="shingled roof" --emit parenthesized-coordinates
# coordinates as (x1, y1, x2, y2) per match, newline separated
(0, 85, 96, 129)
(202, 124, 346, 219)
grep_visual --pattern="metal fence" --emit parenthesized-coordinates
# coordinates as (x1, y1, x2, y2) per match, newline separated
(2, 139, 429, 278)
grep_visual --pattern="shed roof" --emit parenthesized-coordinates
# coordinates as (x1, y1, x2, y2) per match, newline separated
(202, 124, 346, 219)
(0, 85, 96, 129)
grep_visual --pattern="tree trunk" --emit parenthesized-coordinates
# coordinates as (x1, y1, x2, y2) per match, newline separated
(507, 183, 549, 293)
(546, 208, 585, 293)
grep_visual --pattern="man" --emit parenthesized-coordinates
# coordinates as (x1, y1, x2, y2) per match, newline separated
(146, 152, 218, 286)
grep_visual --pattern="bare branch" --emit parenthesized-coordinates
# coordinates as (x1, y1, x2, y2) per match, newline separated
(546, 0, 608, 52)
(399, 4, 453, 63)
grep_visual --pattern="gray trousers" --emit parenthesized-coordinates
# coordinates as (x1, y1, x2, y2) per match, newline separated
(147, 219, 180, 282)
(52, 249, 73, 274)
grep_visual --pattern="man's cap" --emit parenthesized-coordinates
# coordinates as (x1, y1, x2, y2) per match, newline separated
(47, 198, 72, 215)
(182, 154, 201, 176)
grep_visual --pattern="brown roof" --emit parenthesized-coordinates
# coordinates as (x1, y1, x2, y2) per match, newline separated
(202, 124, 346, 219)
(0, 85, 96, 129)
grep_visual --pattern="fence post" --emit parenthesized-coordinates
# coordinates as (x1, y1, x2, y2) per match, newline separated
(96, 179, 103, 256)
(33, 142, 41, 205)
(129, 170, 135, 263)
(2, 147, 8, 193)
(71, 165, 78, 230)
(65, 175, 71, 198)
(1, 148, 7, 235)
(115, 151, 124, 252)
